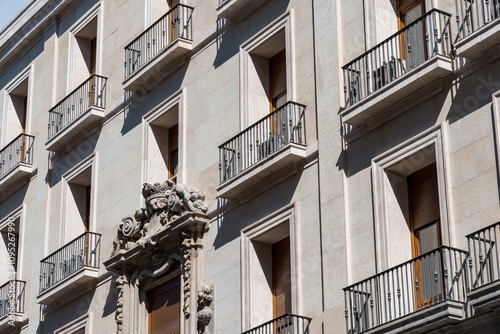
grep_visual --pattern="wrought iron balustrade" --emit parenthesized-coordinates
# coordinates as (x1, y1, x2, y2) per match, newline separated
(0, 133, 34, 179)
(39, 232, 101, 293)
(0, 280, 25, 318)
(243, 313, 311, 334)
(467, 222, 500, 290)
(343, 9, 452, 108)
(344, 246, 468, 334)
(47, 75, 107, 140)
(456, 0, 500, 40)
(124, 4, 194, 78)
(218, 101, 306, 184)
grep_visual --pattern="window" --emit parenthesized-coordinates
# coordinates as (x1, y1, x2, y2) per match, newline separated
(372, 128, 451, 271)
(143, 90, 184, 184)
(148, 275, 181, 334)
(68, 5, 100, 92)
(62, 155, 95, 243)
(240, 12, 295, 129)
(0, 208, 23, 283)
(2, 68, 31, 147)
(241, 205, 300, 330)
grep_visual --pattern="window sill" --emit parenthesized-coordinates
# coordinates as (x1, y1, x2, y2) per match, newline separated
(341, 55, 453, 127)
(217, 143, 307, 200)
(36, 266, 99, 306)
(45, 106, 104, 152)
(123, 38, 192, 93)
(456, 18, 500, 59)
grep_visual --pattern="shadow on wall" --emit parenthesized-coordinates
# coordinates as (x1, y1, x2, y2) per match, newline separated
(212, 169, 303, 250)
(213, 0, 291, 69)
(120, 63, 189, 136)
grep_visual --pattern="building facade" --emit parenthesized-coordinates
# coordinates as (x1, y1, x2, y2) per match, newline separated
(0, 0, 499, 333)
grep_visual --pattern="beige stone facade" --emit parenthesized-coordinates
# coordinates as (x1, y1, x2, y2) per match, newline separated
(0, 0, 499, 333)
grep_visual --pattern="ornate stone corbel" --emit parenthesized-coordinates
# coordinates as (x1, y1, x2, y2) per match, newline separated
(197, 285, 214, 334)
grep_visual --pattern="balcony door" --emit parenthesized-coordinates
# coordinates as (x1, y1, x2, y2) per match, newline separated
(398, 0, 426, 69)
(272, 237, 292, 320)
(408, 163, 443, 309)
(169, 0, 180, 43)
(148, 276, 181, 334)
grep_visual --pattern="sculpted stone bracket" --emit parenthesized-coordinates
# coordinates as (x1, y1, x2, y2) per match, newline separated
(197, 285, 214, 334)
(104, 179, 210, 334)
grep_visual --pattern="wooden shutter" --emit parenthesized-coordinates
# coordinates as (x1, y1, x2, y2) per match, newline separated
(408, 163, 440, 231)
(168, 124, 179, 178)
(90, 37, 97, 75)
(273, 237, 292, 318)
(149, 276, 181, 334)
(269, 50, 287, 110)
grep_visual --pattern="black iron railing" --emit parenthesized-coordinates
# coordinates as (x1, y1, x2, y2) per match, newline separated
(39, 232, 101, 293)
(343, 9, 453, 108)
(47, 75, 107, 140)
(243, 313, 312, 334)
(467, 222, 500, 290)
(456, 0, 500, 40)
(344, 246, 468, 334)
(124, 4, 194, 78)
(218, 101, 306, 184)
(0, 280, 25, 318)
(0, 133, 35, 179)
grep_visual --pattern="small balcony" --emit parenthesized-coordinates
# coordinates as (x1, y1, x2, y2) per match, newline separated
(341, 9, 453, 127)
(217, 0, 268, 21)
(37, 232, 101, 305)
(0, 280, 25, 329)
(45, 75, 107, 152)
(243, 313, 311, 334)
(217, 102, 307, 200)
(344, 246, 468, 334)
(466, 222, 500, 312)
(123, 4, 193, 92)
(0, 134, 35, 192)
(455, 0, 500, 58)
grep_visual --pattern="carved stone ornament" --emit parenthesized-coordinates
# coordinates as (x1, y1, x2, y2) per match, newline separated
(111, 179, 208, 254)
(197, 285, 214, 334)
(104, 179, 210, 334)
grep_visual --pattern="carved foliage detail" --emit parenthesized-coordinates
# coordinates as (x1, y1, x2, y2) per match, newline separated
(197, 285, 214, 334)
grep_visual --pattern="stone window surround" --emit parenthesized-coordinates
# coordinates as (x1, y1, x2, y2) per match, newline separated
(54, 314, 91, 334)
(60, 153, 97, 246)
(66, 3, 102, 94)
(371, 126, 452, 272)
(2, 65, 33, 147)
(239, 10, 296, 130)
(0, 205, 25, 280)
(240, 203, 302, 331)
(142, 88, 186, 186)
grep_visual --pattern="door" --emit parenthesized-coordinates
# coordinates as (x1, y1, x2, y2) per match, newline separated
(168, 124, 179, 179)
(84, 184, 91, 266)
(398, 0, 426, 69)
(89, 37, 97, 107)
(267, 50, 287, 156)
(20, 97, 27, 162)
(408, 163, 443, 309)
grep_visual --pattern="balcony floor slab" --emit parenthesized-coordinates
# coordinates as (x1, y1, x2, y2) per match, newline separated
(341, 55, 453, 127)
(0, 313, 23, 331)
(123, 38, 192, 93)
(456, 18, 500, 59)
(469, 280, 500, 313)
(45, 106, 104, 152)
(217, 143, 307, 200)
(36, 266, 99, 305)
(0, 163, 33, 193)
(217, 0, 268, 21)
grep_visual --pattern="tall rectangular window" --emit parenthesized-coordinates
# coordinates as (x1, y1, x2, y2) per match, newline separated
(148, 276, 181, 334)
(272, 237, 291, 318)
(168, 124, 179, 178)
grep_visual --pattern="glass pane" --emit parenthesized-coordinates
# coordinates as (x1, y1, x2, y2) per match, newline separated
(403, 5, 422, 26)
(417, 222, 439, 255)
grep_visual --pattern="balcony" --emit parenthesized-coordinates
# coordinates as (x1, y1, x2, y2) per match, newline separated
(45, 75, 107, 152)
(0, 280, 25, 329)
(0, 134, 34, 192)
(341, 9, 453, 127)
(344, 246, 468, 334)
(123, 4, 193, 92)
(217, 102, 307, 200)
(243, 313, 311, 334)
(37, 232, 101, 305)
(466, 222, 500, 312)
(455, 0, 500, 58)
(217, 0, 268, 21)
